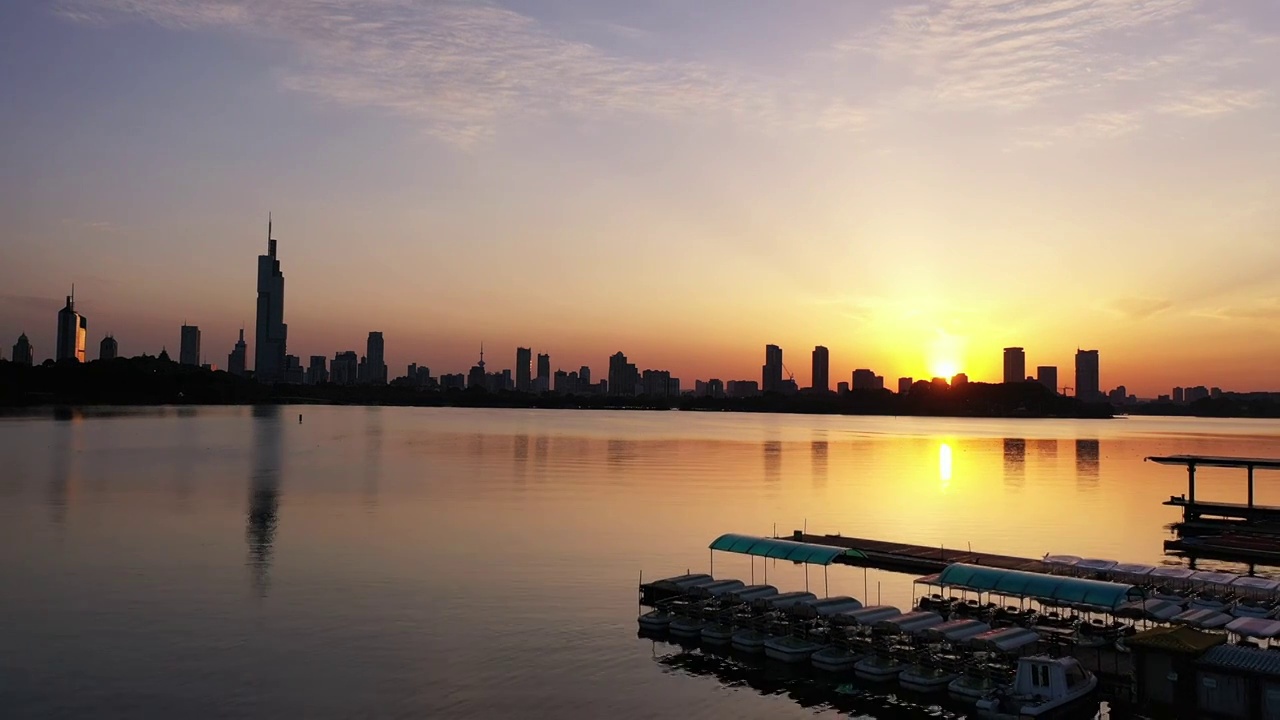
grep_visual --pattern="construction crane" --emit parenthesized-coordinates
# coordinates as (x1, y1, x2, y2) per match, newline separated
(1059, 386, 1074, 396)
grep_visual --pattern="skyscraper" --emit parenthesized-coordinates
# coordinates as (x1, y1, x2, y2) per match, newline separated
(608, 351, 638, 397)
(254, 216, 287, 383)
(56, 290, 87, 362)
(762, 344, 783, 393)
(515, 347, 532, 392)
(12, 333, 33, 365)
(811, 346, 830, 393)
(306, 355, 328, 385)
(1002, 347, 1026, 384)
(365, 331, 387, 384)
(897, 377, 913, 395)
(228, 328, 247, 376)
(536, 353, 551, 392)
(468, 345, 487, 389)
(331, 351, 358, 385)
(99, 335, 118, 361)
(1037, 366, 1058, 393)
(1075, 349, 1100, 401)
(180, 324, 201, 366)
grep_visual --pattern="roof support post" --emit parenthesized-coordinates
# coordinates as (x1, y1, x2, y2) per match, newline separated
(1249, 465, 1255, 510)
(1188, 463, 1196, 509)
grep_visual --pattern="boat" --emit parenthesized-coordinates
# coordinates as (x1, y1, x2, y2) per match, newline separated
(731, 627, 772, 654)
(949, 660, 1015, 703)
(811, 644, 867, 672)
(853, 650, 910, 682)
(763, 634, 826, 663)
(639, 573, 713, 604)
(795, 595, 863, 618)
(753, 591, 818, 612)
(700, 622, 735, 644)
(668, 615, 707, 637)
(874, 611, 944, 635)
(832, 605, 901, 626)
(726, 584, 779, 603)
(637, 608, 673, 631)
(900, 661, 961, 693)
(687, 578, 745, 598)
(971, 627, 1041, 655)
(973, 655, 1097, 718)
(917, 592, 957, 614)
(922, 618, 991, 644)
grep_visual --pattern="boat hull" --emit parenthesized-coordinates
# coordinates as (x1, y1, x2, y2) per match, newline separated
(701, 624, 734, 645)
(811, 647, 864, 672)
(668, 618, 706, 637)
(763, 637, 824, 663)
(637, 611, 672, 631)
(899, 666, 959, 693)
(731, 630, 770, 654)
(854, 656, 907, 683)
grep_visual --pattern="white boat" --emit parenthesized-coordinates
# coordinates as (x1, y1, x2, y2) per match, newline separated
(948, 666, 1011, 703)
(753, 591, 818, 612)
(795, 595, 863, 618)
(811, 645, 866, 672)
(900, 664, 960, 693)
(638, 609, 673, 631)
(922, 619, 991, 644)
(853, 652, 909, 682)
(763, 634, 826, 663)
(731, 628, 772, 654)
(832, 605, 901, 626)
(873, 611, 944, 635)
(668, 615, 707, 637)
(970, 627, 1041, 654)
(688, 579, 745, 598)
(974, 655, 1096, 718)
(726, 584, 779, 603)
(700, 622, 735, 644)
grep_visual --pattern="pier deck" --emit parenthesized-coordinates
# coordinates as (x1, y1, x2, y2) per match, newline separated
(787, 532, 1050, 575)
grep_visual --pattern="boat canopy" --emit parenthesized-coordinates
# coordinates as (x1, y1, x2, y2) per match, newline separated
(1231, 576, 1280, 593)
(1190, 571, 1240, 588)
(875, 611, 944, 634)
(1112, 563, 1157, 577)
(689, 579, 745, 597)
(755, 591, 818, 610)
(708, 533, 865, 566)
(728, 584, 778, 602)
(1043, 554, 1081, 567)
(1149, 567, 1195, 581)
(923, 619, 991, 642)
(1075, 558, 1118, 572)
(1116, 599, 1183, 621)
(646, 573, 714, 591)
(1173, 608, 1233, 629)
(1225, 617, 1280, 639)
(832, 605, 901, 626)
(796, 596, 863, 618)
(935, 563, 1142, 611)
(971, 627, 1040, 652)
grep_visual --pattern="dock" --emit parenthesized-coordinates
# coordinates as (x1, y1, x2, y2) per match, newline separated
(788, 531, 1050, 575)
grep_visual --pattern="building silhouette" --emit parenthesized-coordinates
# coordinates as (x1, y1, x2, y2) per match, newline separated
(811, 346, 829, 393)
(1075, 349, 1100, 401)
(897, 377, 912, 395)
(535, 353, 551, 393)
(283, 355, 303, 384)
(608, 351, 638, 397)
(179, 324, 201, 366)
(306, 355, 328, 385)
(56, 290, 87, 362)
(952, 372, 969, 386)
(762, 344, 783, 393)
(1037, 366, 1057, 393)
(578, 365, 591, 387)
(852, 369, 883, 390)
(467, 346, 487, 389)
(11, 333, 33, 365)
(254, 216, 287, 383)
(99, 335, 117, 361)
(1173, 386, 1185, 403)
(515, 347, 532, 391)
(331, 351, 358, 385)
(365, 331, 387, 385)
(837, 381, 850, 394)
(727, 380, 760, 398)
(228, 329, 247, 376)
(1003, 347, 1025, 384)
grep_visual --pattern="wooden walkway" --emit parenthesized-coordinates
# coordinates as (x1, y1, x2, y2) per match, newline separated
(788, 531, 1051, 576)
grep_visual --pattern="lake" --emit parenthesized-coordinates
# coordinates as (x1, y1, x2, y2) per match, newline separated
(2, 406, 1278, 718)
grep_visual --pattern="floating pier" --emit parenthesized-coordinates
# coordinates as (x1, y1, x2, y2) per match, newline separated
(786, 531, 1050, 575)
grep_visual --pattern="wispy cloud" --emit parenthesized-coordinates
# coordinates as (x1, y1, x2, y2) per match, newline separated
(1194, 298, 1280, 322)
(57, 0, 867, 146)
(1012, 111, 1142, 149)
(1105, 296, 1173, 320)
(1156, 87, 1272, 117)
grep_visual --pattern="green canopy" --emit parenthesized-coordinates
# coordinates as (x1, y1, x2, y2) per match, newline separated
(936, 563, 1142, 610)
(708, 533, 864, 566)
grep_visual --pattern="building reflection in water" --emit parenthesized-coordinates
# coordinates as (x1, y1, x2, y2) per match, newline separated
(811, 436, 828, 487)
(1076, 439, 1100, 484)
(764, 440, 782, 483)
(1031, 439, 1058, 461)
(48, 407, 83, 524)
(1003, 438, 1026, 487)
(247, 405, 282, 597)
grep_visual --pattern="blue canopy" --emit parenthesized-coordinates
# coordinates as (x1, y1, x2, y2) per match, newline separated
(935, 563, 1142, 610)
(709, 533, 863, 566)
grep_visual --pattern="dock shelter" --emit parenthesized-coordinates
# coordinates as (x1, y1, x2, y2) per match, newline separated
(707, 533, 866, 596)
(918, 563, 1143, 611)
(1147, 454, 1280, 523)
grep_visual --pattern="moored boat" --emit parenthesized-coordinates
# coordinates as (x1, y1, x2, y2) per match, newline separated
(899, 663, 960, 693)
(763, 634, 826, 663)
(811, 644, 866, 672)
(638, 608, 673, 631)
(974, 655, 1097, 718)
(853, 651, 909, 682)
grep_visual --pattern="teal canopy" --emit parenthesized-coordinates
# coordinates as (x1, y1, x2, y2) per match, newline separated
(709, 533, 863, 566)
(936, 563, 1142, 610)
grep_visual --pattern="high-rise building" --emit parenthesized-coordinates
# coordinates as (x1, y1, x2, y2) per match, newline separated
(99, 335, 117, 361)
(811, 346, 830, 393)
(578, 366, 591, 386)
(468, 346, 487, 389)
(56, 290, 87, 362)
(642, 369, 673, 397)
(762, 344, 783, 393)
(1075, 349, 1100, 401)
(1173, 387, 1185, 403)
(331, 351, 358, 385)
(516, 347, 532, 391)
(1036, 366, 1058, 393)
(897, 377, 913, 395)
(365, 331, 387, 385)
(254, 216, 287, 383)
(179, 324, 201, 366)
(306, 355, 328, 385)
(1003, 347, 1026, 384)
(283, 355, 304, 384)
(726, 380, 760, 398)
(228, 329, 247, 376)
(608, 352, 639, 397)
(536, 353, 550, 388)
(12, 333, 33, 365)
(837, 381, 850, 394)
(852, 369, 882, 391)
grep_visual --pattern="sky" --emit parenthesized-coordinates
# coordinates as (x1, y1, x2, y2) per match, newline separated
(1, 0, 1278, 396)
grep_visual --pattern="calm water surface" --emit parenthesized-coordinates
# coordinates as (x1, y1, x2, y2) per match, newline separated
(2, 406, 1279, 719)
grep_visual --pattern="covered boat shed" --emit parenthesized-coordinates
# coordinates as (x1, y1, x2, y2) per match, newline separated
(708, 533, 866, 596)
(924, 563, 1143, 611)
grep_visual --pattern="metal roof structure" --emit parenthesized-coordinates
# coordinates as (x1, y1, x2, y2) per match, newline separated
(1199, 644, 1280, 676)
(1146, 455, 1280, 470)
(1126, 626, 1225, 655)
(934, 563, 1142, 610)
(708, 533, 865, 566)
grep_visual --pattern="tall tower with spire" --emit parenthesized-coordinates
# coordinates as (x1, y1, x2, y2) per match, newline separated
(228, 326, 248, 376)
(56, 285, 87, 362)
(254, 215, 287, 382)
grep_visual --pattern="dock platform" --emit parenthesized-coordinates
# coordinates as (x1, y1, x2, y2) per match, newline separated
(787, 531, 1050, 575)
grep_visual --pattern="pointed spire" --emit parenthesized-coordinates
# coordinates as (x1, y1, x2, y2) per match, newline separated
(267, 213, 277, 257)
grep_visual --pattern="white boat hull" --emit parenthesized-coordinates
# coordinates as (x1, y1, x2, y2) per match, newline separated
(854, 656, 907, 683)
(899, 666, 959, 693)
(731, 630, 770, 654)
(638, 611, 672, 631)
(811, 647, 864, 672)
(668, 618, 706, 637)
(763, 637, 824, 663)
(701, 624, 734, 645)
(948, 676, 1005, 704)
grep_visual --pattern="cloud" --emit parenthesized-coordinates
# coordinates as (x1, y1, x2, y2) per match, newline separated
(1156, 88, 1272, 117)
(1105, 296, 1173, 320)
(1194, 298, 1280, 322)
(1012, 111, 1142, 149)
(56, 0, 868, 146)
